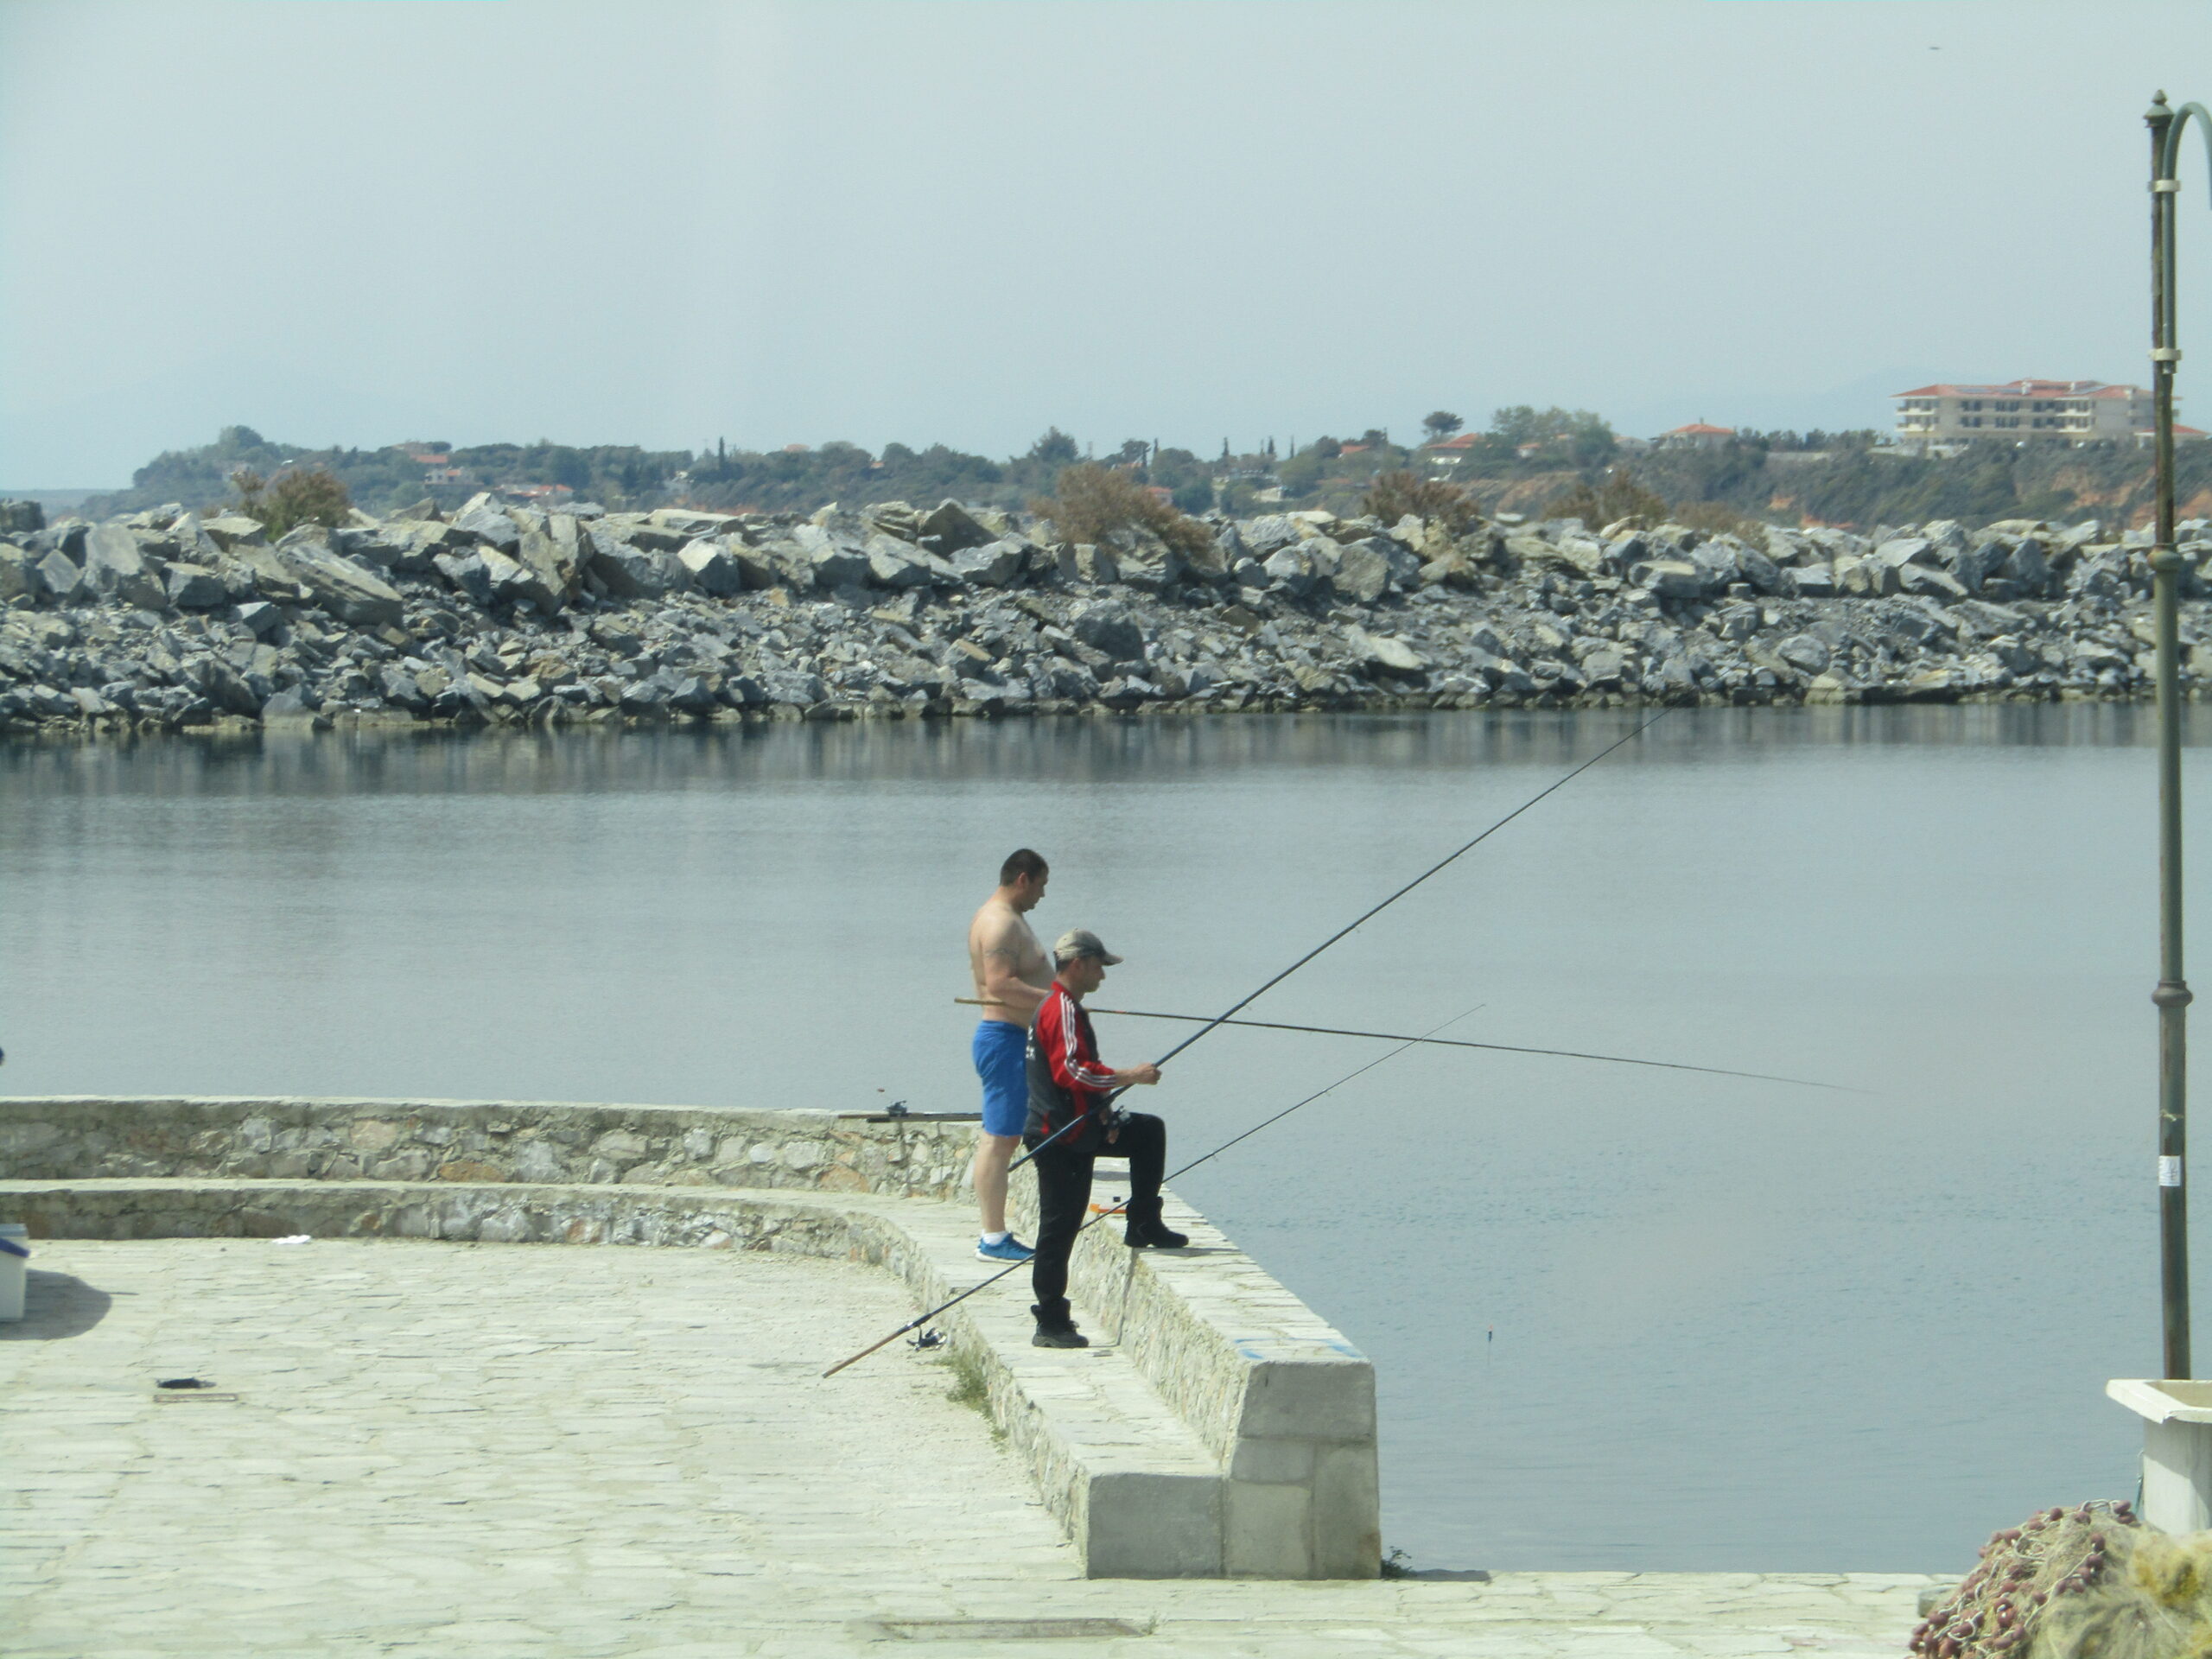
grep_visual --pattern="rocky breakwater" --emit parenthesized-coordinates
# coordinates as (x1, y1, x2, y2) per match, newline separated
(2, 491, 2209, 734)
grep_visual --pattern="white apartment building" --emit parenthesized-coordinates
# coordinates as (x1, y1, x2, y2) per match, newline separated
(1891, 379, 2158, 448)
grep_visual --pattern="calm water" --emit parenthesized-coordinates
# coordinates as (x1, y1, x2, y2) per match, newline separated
(6, 707, 2209, 1573)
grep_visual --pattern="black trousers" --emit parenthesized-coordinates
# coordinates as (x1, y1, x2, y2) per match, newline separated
(1026, 1111, 1166, 1325)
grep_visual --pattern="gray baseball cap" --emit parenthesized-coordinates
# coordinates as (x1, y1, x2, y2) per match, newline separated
(1052, 928, 1122, 966)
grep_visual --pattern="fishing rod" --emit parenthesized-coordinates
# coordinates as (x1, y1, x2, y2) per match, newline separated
(1003, 709, 1673, 1172)
(954, 997, 1853, 1093)
(1082, 1007, 1857, 1094)
(822, 1007, 1475, 1378)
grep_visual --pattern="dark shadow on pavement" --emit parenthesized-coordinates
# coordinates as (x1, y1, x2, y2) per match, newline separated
(3, 1271, 113, 1340)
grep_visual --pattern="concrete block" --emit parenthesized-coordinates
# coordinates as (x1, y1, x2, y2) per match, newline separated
(1236, 1357, 1375, 1444)
(1310, 1443, 1382, 1578)
(1084, 1472, 1221, 1579)
(1229, 1438, 1316, 1484)
(1224, 1477, 1311, 1578)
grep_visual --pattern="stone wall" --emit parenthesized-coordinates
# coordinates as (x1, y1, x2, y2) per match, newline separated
(0, 1096, 974, 1200)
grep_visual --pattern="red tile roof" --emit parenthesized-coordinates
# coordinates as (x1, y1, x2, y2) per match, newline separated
(1663, 423, 1735, 436)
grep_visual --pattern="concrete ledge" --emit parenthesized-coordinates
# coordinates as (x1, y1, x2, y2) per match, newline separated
(0, 1095, 976, 1200)
(1016, 1172, 1381, 1578)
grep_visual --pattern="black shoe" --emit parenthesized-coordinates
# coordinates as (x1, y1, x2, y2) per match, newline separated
(1125, 1215, 1190, 1249)
(1032, 1323, 1090, 1349)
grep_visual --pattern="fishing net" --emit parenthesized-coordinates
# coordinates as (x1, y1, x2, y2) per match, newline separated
(1910, 1500, 2212, 1659)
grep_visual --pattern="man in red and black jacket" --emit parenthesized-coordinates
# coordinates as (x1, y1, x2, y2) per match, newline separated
(1023, 928, 1187, 1349)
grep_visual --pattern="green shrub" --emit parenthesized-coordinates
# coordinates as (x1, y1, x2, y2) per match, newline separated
(1030, 463, 1213, 561)
(1548, 470, 1669, 529)
(1362, 470, 1478, 531)
(231, 466, 352, 537)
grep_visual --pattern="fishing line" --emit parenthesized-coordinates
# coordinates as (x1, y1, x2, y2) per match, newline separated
(821, 1007, 1474, 1378)
(1007, 709, 1672, 1173)
(1082, 1007, 1858, 1094)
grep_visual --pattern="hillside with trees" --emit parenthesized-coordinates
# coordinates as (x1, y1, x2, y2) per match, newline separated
(77, 407, 2209, 532)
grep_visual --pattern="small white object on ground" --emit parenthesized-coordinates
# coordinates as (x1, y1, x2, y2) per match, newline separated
(270, 1235, 311, 1245)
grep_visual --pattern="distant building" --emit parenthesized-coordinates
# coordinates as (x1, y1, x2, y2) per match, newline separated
(1892, 379, 2157, 448)
(424, 466, 471, 485)
(1654, 423, 1736, 451)
(1422, 432, 1484, 469)
(2138, 423, 2210, 448)
(500, 483, 575, 505)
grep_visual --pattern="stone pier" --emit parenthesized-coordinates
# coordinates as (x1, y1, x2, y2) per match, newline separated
(0, 1095, 1945, 1656)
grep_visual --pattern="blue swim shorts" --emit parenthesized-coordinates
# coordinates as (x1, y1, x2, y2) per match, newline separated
(972, 1020, 1030, 1137)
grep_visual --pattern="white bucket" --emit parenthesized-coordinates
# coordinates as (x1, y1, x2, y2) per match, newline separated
(0, 1223, 28, 1321)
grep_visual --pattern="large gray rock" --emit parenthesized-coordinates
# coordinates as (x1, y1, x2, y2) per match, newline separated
(1345, 626, 1425, 675)
(2004, 537, 2052, 593)
(677, 537, 746, 597)
(1328, 537, 1419, 604)
(200, 514, 267, 550)
(1627, 558, 1708, 601)
(918, 499, 992, 555)
(83, 524, 168, 607)
(651, 507, 740, 539)
(164, 563, 229, 609)
(0, 499, 45, 536)
(34, 550, 85, 604)
(1874, 536, 1938, 569)
(791, 524, 869, 589)
(1106, 526, 1182, 594)
(865, 533, 933, 589)
(1899, 563, 1970, 602)
(1776, 634, 1831, 675)
(760, 668, 825, 707)
(273, 529, 406, 626)
(453, 505, 521, 553)
(1072, 604, 1145, 664)
(950, 538, 1028, 588)
(0, 543, 39, 602)
(1261, 544, 1318, 596)
(1241, 515, 1303, 556)
(586, 526, 685, 598)
(514, 524, 582, 601)
(1055, 543, 1121, 586)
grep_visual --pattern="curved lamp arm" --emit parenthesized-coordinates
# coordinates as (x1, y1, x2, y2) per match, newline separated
(2163, 101, 2212, 201)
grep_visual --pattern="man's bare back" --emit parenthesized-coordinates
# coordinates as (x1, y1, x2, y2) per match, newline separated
(969, 892, 1051, 1027)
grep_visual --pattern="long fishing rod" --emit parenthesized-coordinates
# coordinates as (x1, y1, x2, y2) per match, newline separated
(1004, 710, 1671, 1173)
(955, 997, 1853, 1093)
(822, 1008, 1474, 1379)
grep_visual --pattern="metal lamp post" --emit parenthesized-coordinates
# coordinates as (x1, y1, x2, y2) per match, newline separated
(2148, 90, 2212, 1379)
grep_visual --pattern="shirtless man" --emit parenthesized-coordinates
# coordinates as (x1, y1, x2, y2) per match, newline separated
(967, 849, 1054, 1262)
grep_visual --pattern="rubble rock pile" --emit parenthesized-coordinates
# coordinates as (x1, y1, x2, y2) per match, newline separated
(1, 493, 2208, 734)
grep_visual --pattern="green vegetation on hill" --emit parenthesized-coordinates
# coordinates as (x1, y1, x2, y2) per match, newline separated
(76, 409, 2211, 532)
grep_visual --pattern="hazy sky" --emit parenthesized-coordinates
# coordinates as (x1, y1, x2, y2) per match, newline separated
(6, 1, 2211, 486)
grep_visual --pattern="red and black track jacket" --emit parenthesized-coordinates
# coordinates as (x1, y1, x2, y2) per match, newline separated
(1025, 981, 1117, 1148)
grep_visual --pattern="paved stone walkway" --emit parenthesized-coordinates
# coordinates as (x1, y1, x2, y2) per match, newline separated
(3, 1241, 1937, 1657)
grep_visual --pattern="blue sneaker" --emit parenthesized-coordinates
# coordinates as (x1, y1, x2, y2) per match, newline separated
(976, 1235, 1034, 1263)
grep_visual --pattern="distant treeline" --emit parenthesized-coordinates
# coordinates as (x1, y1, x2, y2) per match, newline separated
(78, 409, 2207, 531)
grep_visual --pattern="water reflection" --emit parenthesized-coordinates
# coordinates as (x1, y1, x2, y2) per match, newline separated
(6, 701, 2203, 801)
